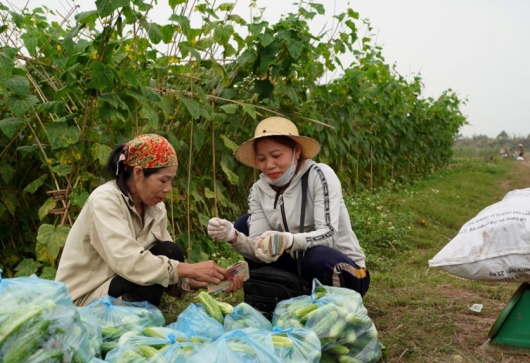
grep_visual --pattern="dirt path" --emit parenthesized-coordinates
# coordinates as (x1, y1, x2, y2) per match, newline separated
(449, 159, 530, 362)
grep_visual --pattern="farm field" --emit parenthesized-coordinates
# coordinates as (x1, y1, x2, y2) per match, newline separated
(160, 157, 530, 362)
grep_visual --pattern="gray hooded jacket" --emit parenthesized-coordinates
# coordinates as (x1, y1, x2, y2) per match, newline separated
(231, 159, 366, 267)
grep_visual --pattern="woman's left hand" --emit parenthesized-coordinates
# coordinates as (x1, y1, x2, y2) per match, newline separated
(255, 231, 294, 263)
(223, 274, 245, 293)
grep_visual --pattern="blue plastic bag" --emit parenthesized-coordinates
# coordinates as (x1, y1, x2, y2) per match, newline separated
(168, 303, 224, 342)
(224, 302, 273, 332)
(187, 329, 282, 363)
(273, 279, 382, 363)
(0, 271, 93, 362)
(84, 295, 165, 355)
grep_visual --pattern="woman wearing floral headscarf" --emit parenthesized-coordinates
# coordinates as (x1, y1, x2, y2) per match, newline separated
(56, 134, 242, 307)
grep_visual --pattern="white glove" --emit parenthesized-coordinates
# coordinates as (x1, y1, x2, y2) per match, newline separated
(255, 231, 294, 263)
(207, 218, 236, 242)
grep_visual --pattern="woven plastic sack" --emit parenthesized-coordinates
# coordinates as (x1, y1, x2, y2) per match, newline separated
(224, 302, 273, 332)
(0, 271, 93, 362)
(273, 279, 382, 363)
(84, 296, 165, 356)
(429, 188, 530, 281)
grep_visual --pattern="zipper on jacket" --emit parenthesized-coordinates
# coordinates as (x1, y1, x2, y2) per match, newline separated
(278, 195, 290, 232)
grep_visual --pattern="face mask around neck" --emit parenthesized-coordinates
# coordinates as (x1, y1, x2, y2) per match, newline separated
(265, 149, 297, 187)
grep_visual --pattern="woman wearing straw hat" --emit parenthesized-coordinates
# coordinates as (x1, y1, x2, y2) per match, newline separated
(56, 134, 243, 307)
(207, 117, 369, 296)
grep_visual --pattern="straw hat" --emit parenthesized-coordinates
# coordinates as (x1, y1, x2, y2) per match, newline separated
(234, 117, 321, 168)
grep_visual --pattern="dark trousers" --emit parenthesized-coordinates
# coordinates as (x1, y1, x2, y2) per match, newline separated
(235, 214, 370, 297)
(108, 241, 184, 307)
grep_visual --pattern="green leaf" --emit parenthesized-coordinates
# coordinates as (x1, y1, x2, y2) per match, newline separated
(23, 175, 48, 194)
(7, 75, 29, 96)
(45, 123, 81, 149)
(0, 52, 15, 78)
(308, 3, 325, 14)
(169, 0, 187, 9)
(38, 198, 57, 221)
(96, 0, 131, 18)
(9, 11, 24, 28)
(36, 101, 66, 115)
(0, 203, 6, 217)
(51, 164, 72, 177)
(75, 10, 99, 24)
(220, 104, 239, 114)
(88, 60, 114, 91)
(1, 191, 17, 215)
(227, 14, 246, 25)
(36, 224, 70, 265)
(214, 24, 233, 46)
(196, 37, 215, 50)
(0, 117, 22, 138)
(142, 86, 162, 102)
(91, 143, 112, 165)
(14, 259, 42, 277)
(122, 68, 139, 86)
(0, 162, 14, 184)
(68, 190, 89, 208)
(259, 33, 275, 47)
(39, 266, 57, 280)
(100, 93, 120, 108)
(4, 94, 39, 118)
(241, 104, 257, 119)
(139, 103, 159, 128)
(17, 144, 38, 158)
(218, 3, 235, 11)
(160, 24, 177, 44)
(287, 40, 304, 60)
(220, 134, 239, 152)
(177, 94, 201, 119)
(146, 22, 163, 44)
(204, 187, 215, 199)
(168, 14, 191, 35)
(237, 50, 256, 67)
(221, 159, 239, 184)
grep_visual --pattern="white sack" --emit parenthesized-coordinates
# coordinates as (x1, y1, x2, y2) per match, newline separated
(428, 188, 530, 282)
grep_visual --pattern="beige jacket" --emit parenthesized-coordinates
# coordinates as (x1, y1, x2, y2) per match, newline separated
(55, 181, 181, 306)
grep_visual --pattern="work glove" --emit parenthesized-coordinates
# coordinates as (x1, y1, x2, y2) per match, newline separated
(207, 217, 236, 242)
(255, 231, 294, 263)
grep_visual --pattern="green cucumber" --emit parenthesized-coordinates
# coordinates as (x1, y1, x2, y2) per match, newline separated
(3, 318, 50, 363)
(198, 291, 223, 323)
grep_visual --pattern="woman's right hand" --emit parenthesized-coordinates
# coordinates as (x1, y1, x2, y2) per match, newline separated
(179, 260, 228, 285)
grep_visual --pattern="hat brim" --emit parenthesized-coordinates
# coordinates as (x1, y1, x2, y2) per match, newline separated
(234, 133, 321, 168)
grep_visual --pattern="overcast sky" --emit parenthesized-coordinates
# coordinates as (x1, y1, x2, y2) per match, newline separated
(20, 0, 530, 138)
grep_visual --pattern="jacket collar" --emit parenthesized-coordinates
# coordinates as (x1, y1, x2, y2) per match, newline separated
(256, 159, 315, 197)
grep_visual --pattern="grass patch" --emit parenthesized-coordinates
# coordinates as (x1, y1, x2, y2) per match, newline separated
(161, 157, 530, 362)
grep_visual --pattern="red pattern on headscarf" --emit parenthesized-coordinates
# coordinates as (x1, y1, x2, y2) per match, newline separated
(125, 134, 178, 169)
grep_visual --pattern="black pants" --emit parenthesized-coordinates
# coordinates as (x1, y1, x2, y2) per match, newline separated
(108, 241, 184, 307)
(234, 214, 370, 297)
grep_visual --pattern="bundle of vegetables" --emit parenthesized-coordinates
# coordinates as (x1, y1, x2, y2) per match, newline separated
(105, 326, 203, 363)
(243, 326, 322, 363)
(84, 296, 165, 356)
(0, 271, 93, 362)
(223, 302, 273, 332)
(78, 306, 104, 358)
(273, 280, 382, 363)
(187, 328, 282, 363)
(167, 300, 224, 343)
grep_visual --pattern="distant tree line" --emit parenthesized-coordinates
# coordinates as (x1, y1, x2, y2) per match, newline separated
(453, 131, 529, 158)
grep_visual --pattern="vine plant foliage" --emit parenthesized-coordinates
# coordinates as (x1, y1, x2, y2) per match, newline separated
(0, 0, 467, 278)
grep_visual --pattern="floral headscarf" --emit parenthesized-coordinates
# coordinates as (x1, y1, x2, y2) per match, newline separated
(123, 134, 178, 169)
